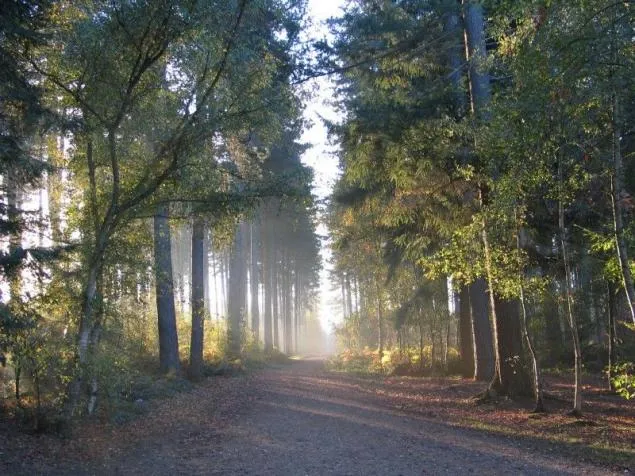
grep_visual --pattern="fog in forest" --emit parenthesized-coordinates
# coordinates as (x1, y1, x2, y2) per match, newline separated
(1, 3, 633, 470)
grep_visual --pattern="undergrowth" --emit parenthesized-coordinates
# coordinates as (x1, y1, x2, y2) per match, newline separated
(327, 346, 462, 376)
(1, 307, 294, 433)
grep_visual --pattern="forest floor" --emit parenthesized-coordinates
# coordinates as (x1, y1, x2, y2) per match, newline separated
(1, 358, 633, 475)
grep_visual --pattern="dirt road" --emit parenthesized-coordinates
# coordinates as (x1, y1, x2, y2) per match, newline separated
(8, 359, 623, 475)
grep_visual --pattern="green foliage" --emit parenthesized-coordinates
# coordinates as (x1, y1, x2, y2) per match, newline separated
(611, 362, 635, 400)
(327, 0, 635, 401)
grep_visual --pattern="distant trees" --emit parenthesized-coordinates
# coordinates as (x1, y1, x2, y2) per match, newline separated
(254, 128, 321, 355)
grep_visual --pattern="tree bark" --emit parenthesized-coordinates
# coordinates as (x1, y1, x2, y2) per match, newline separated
(272, 247, 280, 350)
(220, 249, 227, 317)
(543, 283, 564, 366)
(607, 281, 617, 391)
(470, 278, 493, 380)
(480, 189, 530, 397)
(154, 204, 180, 375)
(346, 273, 353, 319)
(610, 93, 635, 326)
(492, 297, 530, 396)
(250, 220, 260, 343)
(559, 159, 583, 415)
(188, 217, 205, 380)
(228, 221, 247, 358)
(6, 168, 22, 301)
(294, 269, 300, 353)
(444, 1, 466, 118)
(458, 285, 475, 377)
(341, 274, 347, 317)
(263, 210, 273, 351)
(463, 0, 491, 118)
(203, 230, 210, 316)
(376, 283, 384, 360)
(283, 254, 292, 353)
(66, 139, 116, 416)
(517, 229, 545, 412)
(66, 239, 106, 416)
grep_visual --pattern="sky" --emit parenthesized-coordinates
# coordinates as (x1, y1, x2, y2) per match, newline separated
(299, 0, 346, 333)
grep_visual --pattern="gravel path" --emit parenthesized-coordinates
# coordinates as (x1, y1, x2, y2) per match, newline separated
(81, 358, 619, 475)
(19, 358, 622, 475)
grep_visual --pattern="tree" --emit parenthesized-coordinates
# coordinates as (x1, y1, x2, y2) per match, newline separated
(189, 217, 206, 380)
(154, 204, 180, 374)
(227, 220, 247, 358)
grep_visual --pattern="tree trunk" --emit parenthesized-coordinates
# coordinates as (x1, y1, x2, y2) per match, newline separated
(479, 188, 529, 398)
(283, 256, 292, 354)
(263, 212, 273, 351)
(203, 230, 210, 316)
(84, 139, 106, 415)
(272, 249, 280, 350)
(15, 364, 22, 408)
(491, 297, 530, 397)
(86, 309, 102, 415)
(341, 274, 347, 317)
(66, 139, 115, 416)
(250, 220, 260, 343)
(463, 0, 491, 118)
(518, 283, 544, 412)
(559, 160, 583, 415)
(66, 249, 104, 417)
(459, 285, 475, 377)
(610, 93, 635, 326)
(444, 1, 466, 118)
(220, 248, 227, 317)
(376, 284, 384, 360)
(515, 214, 545, 411)
(418, 316, 425, 370)
(354, 275, 361, 314)
(346, 273, 353, 319)
(478, 193, 504, 394)
(443, 314, 450, 371)
(188, 217, 205, 380)
(470, 278, 494, 381)
(294, 270, 300, 353)
(228, 221, 247, 358)
(463, 1, 511, 395)
(6, 169, 22, 300)
(154, 204, 180, 375)
(607, 281, 617, 391)
(359, 278, 366, 316)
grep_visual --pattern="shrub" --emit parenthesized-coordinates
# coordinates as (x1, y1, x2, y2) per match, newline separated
(611, 362, 635, 400)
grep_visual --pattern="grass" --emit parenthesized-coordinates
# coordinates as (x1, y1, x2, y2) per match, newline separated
(459, 416, 634, 467)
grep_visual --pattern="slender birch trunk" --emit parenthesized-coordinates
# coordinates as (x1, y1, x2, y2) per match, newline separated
(558, 157, 583, 415)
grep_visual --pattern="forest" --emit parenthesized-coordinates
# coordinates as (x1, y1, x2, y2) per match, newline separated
(0, 0, 634, 473)
(327, 0, 635, 413)
(0, 0, 323, 428)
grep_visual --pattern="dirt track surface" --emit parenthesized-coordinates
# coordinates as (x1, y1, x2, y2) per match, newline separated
(5, 359, 624, 475)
